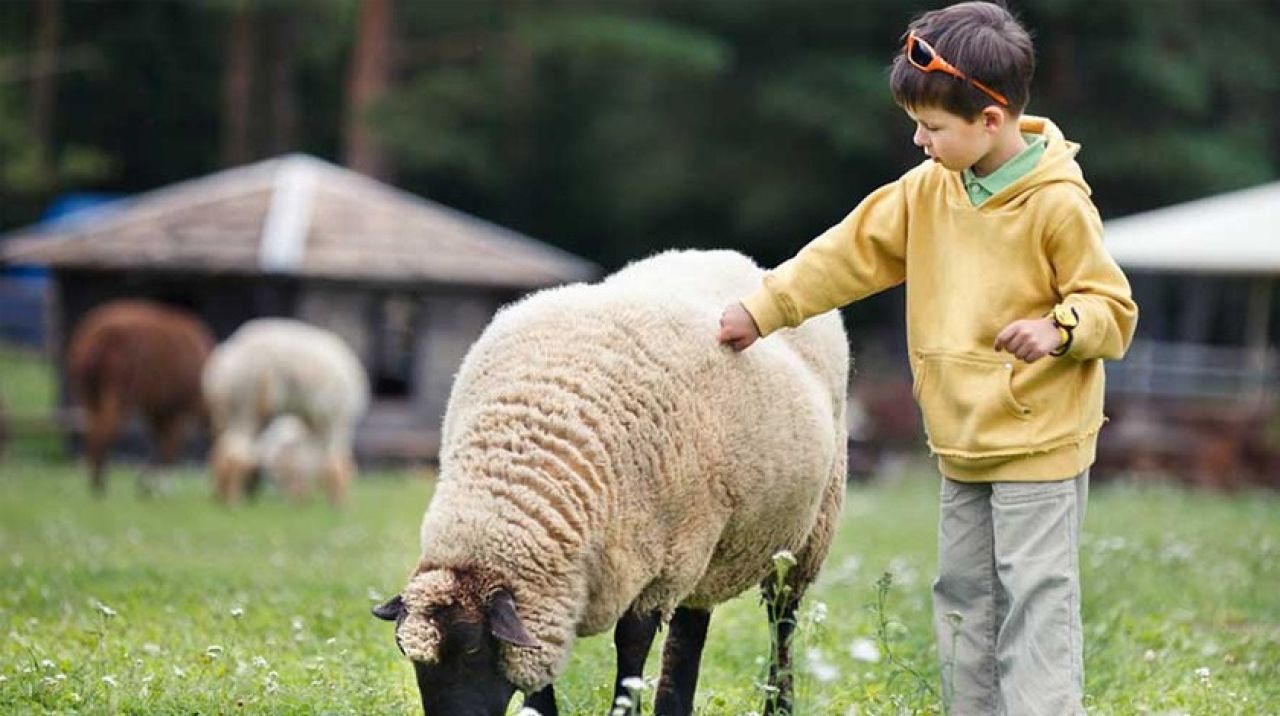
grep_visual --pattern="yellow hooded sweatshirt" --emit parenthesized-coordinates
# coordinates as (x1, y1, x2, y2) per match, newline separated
(742, 116, 1138, 482)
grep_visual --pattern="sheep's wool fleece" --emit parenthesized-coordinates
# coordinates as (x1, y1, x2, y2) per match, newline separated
(202, 318, 370, 461)
(414, 249, 849, 691)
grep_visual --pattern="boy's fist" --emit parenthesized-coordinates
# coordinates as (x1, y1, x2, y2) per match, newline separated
(718, 303, 761, 352)
(994, 317, 1062, 363)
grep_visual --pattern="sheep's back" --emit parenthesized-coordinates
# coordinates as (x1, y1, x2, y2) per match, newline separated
(203, 319, 370, 428)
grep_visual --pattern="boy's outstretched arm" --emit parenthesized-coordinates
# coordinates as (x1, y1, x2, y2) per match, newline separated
(716, 177, 911, 352)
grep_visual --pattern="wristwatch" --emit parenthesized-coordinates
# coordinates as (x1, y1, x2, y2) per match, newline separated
(1048, 305, 1079, 357)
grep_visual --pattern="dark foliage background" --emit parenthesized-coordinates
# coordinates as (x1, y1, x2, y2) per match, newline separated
(2, 0, 1277, 273)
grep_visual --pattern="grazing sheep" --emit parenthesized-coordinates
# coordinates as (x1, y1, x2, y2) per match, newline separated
(373, 250, 849, 716)
(202, 318, 369, 506)
(66, 300, 215, 496)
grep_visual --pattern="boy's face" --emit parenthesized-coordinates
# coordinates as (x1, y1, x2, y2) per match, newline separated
(904, 105, 997, 173)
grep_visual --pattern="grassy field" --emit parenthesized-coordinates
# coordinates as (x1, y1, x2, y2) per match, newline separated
(0, 461, 1277, 715)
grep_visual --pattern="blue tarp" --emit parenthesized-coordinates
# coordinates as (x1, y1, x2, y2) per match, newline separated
(0, 193, 123, 346)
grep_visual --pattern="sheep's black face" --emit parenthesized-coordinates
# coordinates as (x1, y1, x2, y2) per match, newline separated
(411, 620, 515, 716)
(373, 587, 538, 716)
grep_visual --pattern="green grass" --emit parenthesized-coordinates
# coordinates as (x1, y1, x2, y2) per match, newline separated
(0, 345, 56, 417)
(0, 462, 1278, 715)
(0, 345, 65, 463)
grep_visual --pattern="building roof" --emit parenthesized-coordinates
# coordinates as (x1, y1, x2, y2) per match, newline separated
(1104, 181, 1280, 275)
(1, 154, 599, 288)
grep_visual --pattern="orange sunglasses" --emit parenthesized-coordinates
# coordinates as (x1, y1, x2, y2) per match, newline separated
(904, 32, 1009, 107)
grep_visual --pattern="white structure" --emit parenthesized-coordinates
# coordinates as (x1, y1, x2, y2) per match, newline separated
(1104, 181, 1280, 400)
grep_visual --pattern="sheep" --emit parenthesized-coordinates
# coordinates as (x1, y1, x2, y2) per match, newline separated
(65, 300, 215, 496)
(202, 318, 369, 506)
(372, 249, 849, 716)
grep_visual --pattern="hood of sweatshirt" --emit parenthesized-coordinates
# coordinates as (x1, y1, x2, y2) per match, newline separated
(966, 115, 1091, 211)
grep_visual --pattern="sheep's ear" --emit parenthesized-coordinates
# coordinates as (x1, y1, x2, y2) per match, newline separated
(371, 594, 405, 622)
(488, 589, 538, 649)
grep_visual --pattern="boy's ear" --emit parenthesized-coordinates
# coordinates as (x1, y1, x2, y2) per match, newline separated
(981, 106, 1006, 132)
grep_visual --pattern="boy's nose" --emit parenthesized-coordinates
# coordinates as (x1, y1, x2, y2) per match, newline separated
(912, 128, 927, 148)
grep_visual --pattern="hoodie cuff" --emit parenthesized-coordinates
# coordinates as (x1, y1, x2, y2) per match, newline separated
(741, 288, 788, 338)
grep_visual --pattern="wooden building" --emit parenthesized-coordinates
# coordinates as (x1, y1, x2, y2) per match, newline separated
(1, 154, 599, 462)
(1097, 180, 1280, 486)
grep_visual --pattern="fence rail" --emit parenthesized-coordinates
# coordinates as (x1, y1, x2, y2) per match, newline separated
(1107, 340, 1279, 400)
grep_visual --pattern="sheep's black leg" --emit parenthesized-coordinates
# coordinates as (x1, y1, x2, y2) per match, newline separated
(613, 608, 660, 711)
(523, 684, 558, 716)
(762, 581, 801, 716)
(653, 607, 710, 716)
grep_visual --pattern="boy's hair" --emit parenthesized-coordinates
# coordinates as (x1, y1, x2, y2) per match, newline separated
(889, 1, 1034, 119)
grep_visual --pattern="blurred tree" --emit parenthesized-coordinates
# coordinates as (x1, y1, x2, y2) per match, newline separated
(28, 0, 58, 181)
(0, 0, 109, 226)
(345, 0, 394, 179)
(0, 0, 1277, 279)
(221, 0, 255, 166)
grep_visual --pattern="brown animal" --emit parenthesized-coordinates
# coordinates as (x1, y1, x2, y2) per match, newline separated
(67, 300, 214, 495)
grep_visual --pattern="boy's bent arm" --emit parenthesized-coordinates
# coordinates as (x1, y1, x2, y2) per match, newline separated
(1047, 196, 1138, 361)
(741, 179, 909, 337)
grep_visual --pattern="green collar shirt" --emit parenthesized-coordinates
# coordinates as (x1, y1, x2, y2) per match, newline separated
(961, 134, 1047, 206)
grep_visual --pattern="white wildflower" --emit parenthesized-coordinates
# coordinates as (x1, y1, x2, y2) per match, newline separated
(90, 599, 117, 618)
(1143, 649, 1157, 662)
(849, 638, 881, 663)
(1195, 666, 1211, 679)
(205, 645, 224, 659)
(620, 676, 647, 692)
(230, 606, 245, 619)
(0, 674, 8, 684)
(809, 600, 828, 624)
(173, 666, 186, 678)
(805, 647, 839, 683)
(40, 658, 56, 670)
(291, 617, 305, 632)
(142, 642, 162, 656)
(252, 655, 269, 669)
(771, 550, 798, 570)
(264, 670, 281, 694)
(101, 675, 117, 688)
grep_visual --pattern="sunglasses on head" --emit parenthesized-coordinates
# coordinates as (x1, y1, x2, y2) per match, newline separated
(904, 32, 1009, 107)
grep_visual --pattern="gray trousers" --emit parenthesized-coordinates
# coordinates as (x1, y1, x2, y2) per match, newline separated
(932, 471, 1088, 716)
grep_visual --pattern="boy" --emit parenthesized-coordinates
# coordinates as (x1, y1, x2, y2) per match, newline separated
(717, 2, 1137, 714)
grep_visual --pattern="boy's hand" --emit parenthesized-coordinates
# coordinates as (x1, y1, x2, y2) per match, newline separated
(718, 303, 761, 352)
(994, 317, 1062, 363)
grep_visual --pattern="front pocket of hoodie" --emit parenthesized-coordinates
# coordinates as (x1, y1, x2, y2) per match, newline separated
(914, 352, 1034, 456)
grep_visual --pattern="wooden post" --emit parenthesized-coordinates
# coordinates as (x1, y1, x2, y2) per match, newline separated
(1245, 277, 1273, 402)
